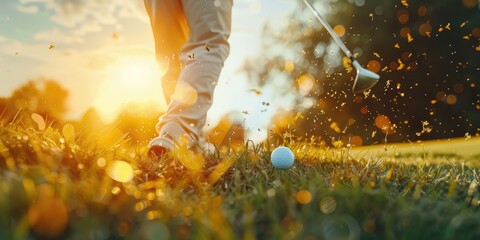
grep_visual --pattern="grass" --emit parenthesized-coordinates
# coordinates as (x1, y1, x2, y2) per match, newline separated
(1, 121, 480, 239)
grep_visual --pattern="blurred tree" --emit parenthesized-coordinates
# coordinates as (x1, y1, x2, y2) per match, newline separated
(0, 97, 7, 120)
(1, 79, 69, 125)
(9, 81, 40, 114)
(245, 0, 480, 145)
(38, 80, 68, 120)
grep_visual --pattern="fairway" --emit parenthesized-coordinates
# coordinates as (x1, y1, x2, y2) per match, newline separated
(352, 137, 480, 159)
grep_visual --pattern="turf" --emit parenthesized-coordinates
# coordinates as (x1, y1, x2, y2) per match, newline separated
(1, 122, 480, 239)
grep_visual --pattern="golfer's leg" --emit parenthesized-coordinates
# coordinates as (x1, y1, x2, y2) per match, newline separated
(150, 0, 233, 151)
(144, 0, 188, 103)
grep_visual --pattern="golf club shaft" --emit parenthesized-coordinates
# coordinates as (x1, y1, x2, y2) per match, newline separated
(303, 0, 354, 60)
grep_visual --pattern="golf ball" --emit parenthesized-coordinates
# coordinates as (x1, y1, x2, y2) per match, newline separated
(271, 146, 295, 169)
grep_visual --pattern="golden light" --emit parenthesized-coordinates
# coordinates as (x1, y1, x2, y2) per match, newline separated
(113, 56, 158, 91)
(93, 54, 164, 120)
(107, 160, 134, 183)
(176, 147, 206, 173)
(96, 127, 125, 148)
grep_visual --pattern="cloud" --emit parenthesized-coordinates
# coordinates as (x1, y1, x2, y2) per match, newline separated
(33, 28, 84, 44)
(0, 35, 5, 43)
(17, 4, 39, 14)
(19, 0, 148, 28)
(0, 40, 55, 61)
(80, 45, 155, 70)
(73, 20, 102, 36)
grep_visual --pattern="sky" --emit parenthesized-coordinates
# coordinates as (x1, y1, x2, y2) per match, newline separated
(0, 0, 299, 141)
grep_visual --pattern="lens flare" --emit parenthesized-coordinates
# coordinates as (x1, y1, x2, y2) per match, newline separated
(171, 82, 198, 107)
(31, 113, 46, 131)
(107, 160, 134, 183)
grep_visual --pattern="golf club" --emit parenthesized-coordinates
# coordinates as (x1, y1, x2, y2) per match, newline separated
(303, 0, 380, 93)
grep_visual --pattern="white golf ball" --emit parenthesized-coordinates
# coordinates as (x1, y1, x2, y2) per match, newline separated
(271, 146, 295, 169)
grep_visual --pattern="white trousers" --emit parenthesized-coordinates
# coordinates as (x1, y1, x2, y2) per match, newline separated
(144, 0, 233, 151)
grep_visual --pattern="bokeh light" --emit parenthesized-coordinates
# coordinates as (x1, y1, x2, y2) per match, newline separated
(28, 184, 68, 238)
(296, 190, 312, 205)
(400, 27, 411, 38)
(397, 10, 409, 24)
(436, 91, 447, 101)
(107, 160, 134, 183)
(462, 0, 478, 8)
(472, 28, 480, 37)
(97, 158, 107, 168)
(333, 25, 346, 37)
(375, 115, 395, 134)
(320, 196, 337, 214)
(446, 95, 457, 105)
(62, 124, 75, 145)
(367, 60, 381, 73)
(350, 136, 363, 146)
(171, 82, 198, 107)
(297, 74, 315, 96)
(454, 83, 464, 94)
(419, 23, 432, 36)
(285, 60, 295, 72)
(360, 106, 368, 115)
(31, 113, 46, 131)
(418, 6, 427, 16)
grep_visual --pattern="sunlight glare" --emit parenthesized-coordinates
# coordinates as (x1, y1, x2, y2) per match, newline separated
(114, 56, 156, 90)
(93, 54, 165, 121)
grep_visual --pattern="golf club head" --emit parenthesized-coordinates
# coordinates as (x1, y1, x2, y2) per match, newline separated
(352, 60, 380, 94)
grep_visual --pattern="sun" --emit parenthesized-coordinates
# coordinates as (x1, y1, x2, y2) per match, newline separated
(93, 54, 167, 120)
(113, 56, 157, 91)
